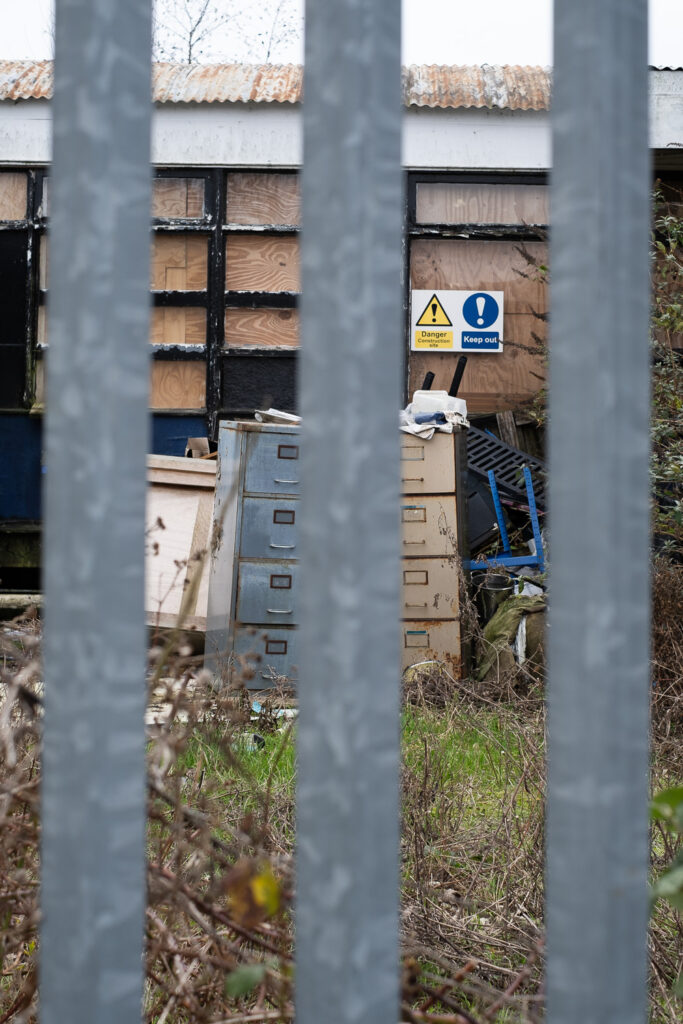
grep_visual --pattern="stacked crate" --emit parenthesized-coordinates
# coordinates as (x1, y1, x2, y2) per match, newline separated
(399, 430, 468, 677)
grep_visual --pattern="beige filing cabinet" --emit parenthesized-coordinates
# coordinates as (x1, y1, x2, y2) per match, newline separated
(399, 429, 468, 677)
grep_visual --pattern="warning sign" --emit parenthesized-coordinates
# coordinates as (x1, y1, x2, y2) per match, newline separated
(415, 293, 453, 327)
(414, 329, 454, 349)
(411, 290, 504, 353)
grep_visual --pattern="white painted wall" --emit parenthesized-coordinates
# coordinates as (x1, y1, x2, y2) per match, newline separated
(650, 71, 683, 151)
(0, 99, 550, 170)
(0, 72, 680, 170)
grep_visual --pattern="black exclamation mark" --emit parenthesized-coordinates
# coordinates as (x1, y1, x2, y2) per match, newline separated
(431, 302, 437, 323)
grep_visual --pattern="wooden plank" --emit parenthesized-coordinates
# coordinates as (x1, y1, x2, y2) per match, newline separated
(496, 410, 521, 448)
(150, 307, 206, 345)
(149, 360, 206, 409)
(37, 306, 48, 344)
(186, 179, 205, 219)
(150, 234, 207, 291)
(225, 235, 300, 292)
(226, 172, 300, 226)
(416, 182, 549, 225)
(224, 307, 299, 348)
(40, 235, 49, 290)
(410, 239, 549, 314)
(35, 358, 45, 404)
(148, 453, 216, 478)
(152, 177, 205, 219)
(0, 172, 27, 220)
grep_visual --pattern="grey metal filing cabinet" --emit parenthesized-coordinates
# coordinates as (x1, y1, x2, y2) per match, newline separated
(399, 429, 468, 677)
(206, 421, 468, 688)
(206, 421, 301, 689)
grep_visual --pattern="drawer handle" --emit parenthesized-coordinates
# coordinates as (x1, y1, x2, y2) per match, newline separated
(401, 476, 425, 483)
(405, 602, 428, 608)
(270, 543, 296, 550)
(267, 608, 293, 615)
(274, 478, 299, 485)
(403, 539, 426, 545)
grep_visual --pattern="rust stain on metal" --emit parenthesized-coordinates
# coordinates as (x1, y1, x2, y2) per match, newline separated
(0, 61, 54, 101)
(152, 62, 304, 104)
(402, 64, 551, 111)
(0, 61, 551, 111)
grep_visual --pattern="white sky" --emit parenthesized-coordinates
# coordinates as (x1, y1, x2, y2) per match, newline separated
(1, 0, 682, 67)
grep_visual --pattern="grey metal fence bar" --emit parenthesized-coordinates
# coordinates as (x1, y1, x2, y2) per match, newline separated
(296, 1, 403, 1021)
(548, 2, 651, 1022)
(41, 1, 152, 1021)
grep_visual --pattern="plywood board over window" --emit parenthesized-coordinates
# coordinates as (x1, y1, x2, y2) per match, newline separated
(0, 173, 27, 220)
(409, 238, 548, 413)
(416, 182, 549, 225)
(150, 235, 208, 291)
(225, 235, 300, 292)
(226, 173, 300, 226)
(150, 308, 206, 346)
(224, 308, 299, 348)
(150, 361, 206, 409)
(152, 178, 205, 219)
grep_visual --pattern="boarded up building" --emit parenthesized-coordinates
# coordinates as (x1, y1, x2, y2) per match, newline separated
(0, 61, 681, 547)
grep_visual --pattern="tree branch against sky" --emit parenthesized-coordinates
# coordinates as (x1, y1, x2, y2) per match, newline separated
(2, 0, 683, 66)
(153, 0, 303, 64)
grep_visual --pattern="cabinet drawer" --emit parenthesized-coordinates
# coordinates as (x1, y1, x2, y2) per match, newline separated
(233, 627, 299, 687)
(401, 558, 459, 620)
(244, 431, 301, 495)
(400, 432, 455, 495)
(240, 497, 299, 559)
(236, 561, 299, 625)
(401, 497, 458, 558)
(401, 619, 461, 675)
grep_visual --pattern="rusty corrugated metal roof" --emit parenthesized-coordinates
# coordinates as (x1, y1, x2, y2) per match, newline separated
(152, 62, 304, 103)
(0, 59, 551, 111)
(403, 64, 550, 111)
(0, 61, 53, 100)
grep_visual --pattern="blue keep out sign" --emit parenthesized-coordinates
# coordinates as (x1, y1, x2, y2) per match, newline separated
(462, 292, 499, 330)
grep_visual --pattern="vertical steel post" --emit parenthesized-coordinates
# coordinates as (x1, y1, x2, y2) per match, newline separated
(297, 1, 402, 1021)
(41, 2, 152, 1022)
(548, 3, 650, 1022)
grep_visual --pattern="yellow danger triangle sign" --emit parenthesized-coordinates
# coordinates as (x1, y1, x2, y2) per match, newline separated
(416, 293, 452, 327)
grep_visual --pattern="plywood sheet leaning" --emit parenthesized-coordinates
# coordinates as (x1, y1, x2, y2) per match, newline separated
(146, 454, 216, 632)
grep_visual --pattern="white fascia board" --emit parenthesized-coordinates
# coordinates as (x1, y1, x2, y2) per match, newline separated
(650, 71, 683, 151)
(0, 99, 52, 164)
(3, 80, 680, 172)
(151, 102, 303, 167)
(0, 99, 550, 172)
(402, 106, 551, 171)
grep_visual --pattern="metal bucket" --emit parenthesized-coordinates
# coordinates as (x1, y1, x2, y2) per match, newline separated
(472, 572, 514, 622)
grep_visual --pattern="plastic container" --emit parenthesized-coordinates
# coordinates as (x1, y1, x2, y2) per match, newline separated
(409, 389, 468, 418)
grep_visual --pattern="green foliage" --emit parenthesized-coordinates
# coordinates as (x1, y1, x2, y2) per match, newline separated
(651, 188, 683, 555)
(651, 786, 683, 914)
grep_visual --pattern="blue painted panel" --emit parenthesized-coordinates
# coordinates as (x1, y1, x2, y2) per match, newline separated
(0, 415, 43, 520)
(151, 414, 206, 457)
(0, 414, 207, 523)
